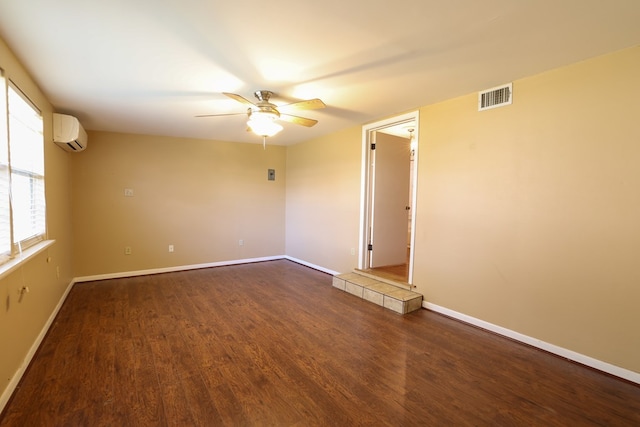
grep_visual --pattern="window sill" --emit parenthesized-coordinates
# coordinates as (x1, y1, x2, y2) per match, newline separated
(0, 240, 56, 281)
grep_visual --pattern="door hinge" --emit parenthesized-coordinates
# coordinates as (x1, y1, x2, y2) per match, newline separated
(367, 244, 373, 251)
(370, 143, 376, 150)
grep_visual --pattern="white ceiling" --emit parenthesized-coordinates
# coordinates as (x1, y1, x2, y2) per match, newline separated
(1, 1, 639, 146)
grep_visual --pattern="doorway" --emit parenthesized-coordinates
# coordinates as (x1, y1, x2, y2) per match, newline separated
(358, 111, 419, 285)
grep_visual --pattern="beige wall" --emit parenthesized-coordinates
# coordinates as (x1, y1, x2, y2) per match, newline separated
(71, 132, 286, 277)
(285, 47, 640, 374)
(413, 46, 640, 373)
(2, 32, 639, 407)
(0, 39, 74, 401)
(285, 127, 362, 273)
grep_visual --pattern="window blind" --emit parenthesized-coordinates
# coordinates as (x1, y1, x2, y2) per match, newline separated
(0, 71, 9, 261)
(8, 82, 45, 253)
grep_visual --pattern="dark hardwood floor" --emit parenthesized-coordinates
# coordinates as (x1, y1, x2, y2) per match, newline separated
(1, 260, 639, 426)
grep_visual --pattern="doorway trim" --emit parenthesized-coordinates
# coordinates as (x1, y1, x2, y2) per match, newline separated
(358, 110, 419, 284)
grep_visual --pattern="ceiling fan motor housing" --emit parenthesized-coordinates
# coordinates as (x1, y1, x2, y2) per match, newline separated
(254, 90, 273, 102)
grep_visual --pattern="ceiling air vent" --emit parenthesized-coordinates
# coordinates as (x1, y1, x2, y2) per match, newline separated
(478, 83, 512, 111)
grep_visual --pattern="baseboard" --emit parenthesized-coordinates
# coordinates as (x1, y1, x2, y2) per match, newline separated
(73, 256, 340, 284)
(73, 255, 287, 283)
(283, 256, 340, 275)
(423, 301, 640, 385)
(0, 279, 75, 414)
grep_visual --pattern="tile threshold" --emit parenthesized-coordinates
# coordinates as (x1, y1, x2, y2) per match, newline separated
(332, 271, 423, 315)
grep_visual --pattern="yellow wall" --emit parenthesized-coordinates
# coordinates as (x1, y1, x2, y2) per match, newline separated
(71, 132, 286, 276)
(285, 127, 362, 273)
(284, 47, 640, 374)
(0, 39, 74, 401)
(2, 32, 639, 407)
(414, 47, 640, 373)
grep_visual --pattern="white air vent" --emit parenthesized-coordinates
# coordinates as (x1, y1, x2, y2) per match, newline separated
(478, 83, 512, 111)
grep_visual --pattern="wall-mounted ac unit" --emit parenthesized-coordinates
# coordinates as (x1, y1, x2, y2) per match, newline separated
(53, 113, 88, 152)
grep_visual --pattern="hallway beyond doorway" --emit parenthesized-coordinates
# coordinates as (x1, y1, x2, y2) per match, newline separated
(360, 247, 410, 284)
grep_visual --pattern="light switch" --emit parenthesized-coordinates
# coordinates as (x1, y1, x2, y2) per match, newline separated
(268, 169, 275, 181)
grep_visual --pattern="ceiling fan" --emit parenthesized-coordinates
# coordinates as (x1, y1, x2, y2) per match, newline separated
(196, 90, 325, 146)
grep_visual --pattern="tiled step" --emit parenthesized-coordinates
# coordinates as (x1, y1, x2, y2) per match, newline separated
(332, 271, 423, 314)
(352, 268, 413, 291)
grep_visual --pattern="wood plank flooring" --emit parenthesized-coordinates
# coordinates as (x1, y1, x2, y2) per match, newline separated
(364, 247, 410, 283)
(1, 260, 639, 426)
(362, 263, 409, 284)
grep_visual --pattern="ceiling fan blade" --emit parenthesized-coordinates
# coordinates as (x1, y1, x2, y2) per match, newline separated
(279, 98, 326, 112)
(279, 114, 318, 127)
(223, 92, 256, 106)
(195, 112, 247, 118)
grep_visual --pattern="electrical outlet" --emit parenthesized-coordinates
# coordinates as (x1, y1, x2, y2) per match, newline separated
(125, 246, 132, 255)
(168, 244, 174, 252)
(239, 239, 244, 246)
(124, 188, 134, 197)
(350, 247, 355, 255)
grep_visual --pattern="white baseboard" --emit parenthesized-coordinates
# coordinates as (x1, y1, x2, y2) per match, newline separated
(0, 279, 75, 414)
(73, 255, 287, 283)
(283, 256, 339, 275)
(72, 255, 339, 285)
(423, 301, 640, 385)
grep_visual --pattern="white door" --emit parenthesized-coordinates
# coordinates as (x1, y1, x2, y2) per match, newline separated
(370, 132, 411, 267)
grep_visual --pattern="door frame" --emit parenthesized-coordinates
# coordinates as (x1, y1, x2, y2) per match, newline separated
(358, 110, 419, 284)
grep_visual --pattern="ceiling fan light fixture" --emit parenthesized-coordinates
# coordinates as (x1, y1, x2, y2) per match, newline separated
(247, 110, 283, 137)
(197, 90, 324, 140)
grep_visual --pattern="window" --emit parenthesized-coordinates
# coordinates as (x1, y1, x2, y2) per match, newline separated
(0, 70, 46, 265)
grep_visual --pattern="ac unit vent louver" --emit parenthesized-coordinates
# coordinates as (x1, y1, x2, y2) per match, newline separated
(478, 83, 512, 111)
